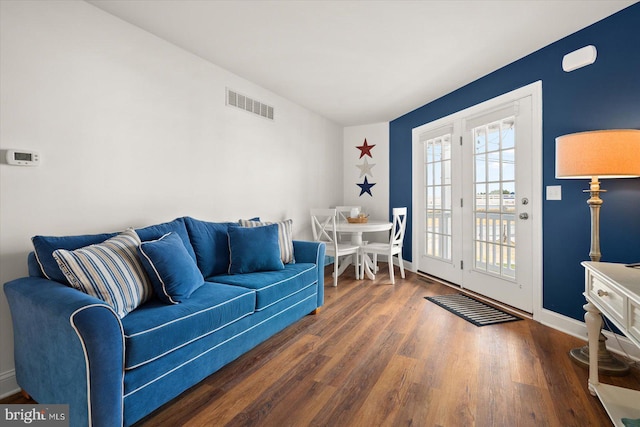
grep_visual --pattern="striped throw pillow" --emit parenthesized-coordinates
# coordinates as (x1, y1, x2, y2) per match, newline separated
(53, 228, 153, 318)
(239, 218, 295, 264)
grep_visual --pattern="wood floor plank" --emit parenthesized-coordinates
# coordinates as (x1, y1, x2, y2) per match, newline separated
(475, 321, 514, 426)
(216, 351, 331, 427)
(506, 320, 549, 388)
(183, 333, 321, 426)
(313, 312, 392, 386)
(513, 382, 562, 427)
(3, 264, 639, 426)
(431, 323, 479, 426)
(309, 329, 404, 427)
(351, 354, 419, 427)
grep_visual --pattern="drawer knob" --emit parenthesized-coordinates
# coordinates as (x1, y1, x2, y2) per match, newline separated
(597, 289, 609, 297)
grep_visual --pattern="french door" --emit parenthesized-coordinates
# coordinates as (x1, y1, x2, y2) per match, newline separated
(412, 82, 541, 313)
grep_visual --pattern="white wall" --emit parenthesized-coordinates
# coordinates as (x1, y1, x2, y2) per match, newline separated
(343, 123, 390, 243)
(0, 0, 343, 397)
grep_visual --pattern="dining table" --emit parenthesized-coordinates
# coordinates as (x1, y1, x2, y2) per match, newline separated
(327, 219, 393, 280)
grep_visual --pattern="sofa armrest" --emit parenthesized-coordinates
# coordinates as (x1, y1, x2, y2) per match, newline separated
(4, 277, 124, 427)
(292, 240, 325, 308)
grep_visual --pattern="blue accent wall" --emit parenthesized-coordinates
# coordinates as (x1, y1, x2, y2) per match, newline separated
(389, 3, 640, 320)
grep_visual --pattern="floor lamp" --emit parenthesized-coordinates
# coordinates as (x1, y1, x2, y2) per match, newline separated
(555, 129, 640, 375)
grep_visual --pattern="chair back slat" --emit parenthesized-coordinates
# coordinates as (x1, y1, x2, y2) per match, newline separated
(335, 206, 361, 222)
(310, 208, 338, 245)
(390, 207, 407, 246)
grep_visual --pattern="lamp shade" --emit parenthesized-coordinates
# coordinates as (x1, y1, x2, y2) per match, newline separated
(555, 129, 640, 179)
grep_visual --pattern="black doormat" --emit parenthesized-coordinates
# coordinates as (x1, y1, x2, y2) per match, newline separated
(425, 293, 522, 327)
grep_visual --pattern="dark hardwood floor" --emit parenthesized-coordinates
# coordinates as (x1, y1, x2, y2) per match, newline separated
(3, 265, 639, 426)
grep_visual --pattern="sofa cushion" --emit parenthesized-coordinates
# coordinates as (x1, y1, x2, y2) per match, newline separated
(228, 224, 284, 274)
(239, 218, 295, 264)
(184, 217, 237, 277)
(52, 229, 153, 318)
(138, 232, 205, 304)
(32, 231, 118, 284)
(121, 281, 256, 370)
(135, 217, 196, 263)
(210, 263, 317, 311)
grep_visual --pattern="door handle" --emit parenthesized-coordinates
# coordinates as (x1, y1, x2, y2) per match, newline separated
(519, 213, 529, 220)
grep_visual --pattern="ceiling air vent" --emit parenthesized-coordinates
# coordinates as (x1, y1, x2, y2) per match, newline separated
(226, 88, 274, 121)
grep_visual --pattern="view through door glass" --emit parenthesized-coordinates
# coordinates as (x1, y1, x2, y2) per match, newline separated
(472, 117, 516, 279)
(425, 134, 452, 261)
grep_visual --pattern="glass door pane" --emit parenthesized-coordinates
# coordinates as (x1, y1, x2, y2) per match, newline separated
(472, 118, 516, 280)
(424, 134, 452, 261)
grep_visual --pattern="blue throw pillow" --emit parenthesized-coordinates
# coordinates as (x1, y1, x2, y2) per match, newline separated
(239, 218, 295, 264)
(138, 232, 205, 304)
(32, 231, 118, 284)
(228, 224, 284, 274)
(184, 217, 239, 277)
(135, 217, 196, 262)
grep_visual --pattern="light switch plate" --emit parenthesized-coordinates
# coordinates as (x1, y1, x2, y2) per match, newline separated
(546, 185, 562, 200)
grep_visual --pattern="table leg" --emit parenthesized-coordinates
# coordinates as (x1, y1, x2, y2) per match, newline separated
(362, 254, 375, 280)
(350, 233, 363, 280)
(336, 255, 354, 277)
(585, 301, 602, 396)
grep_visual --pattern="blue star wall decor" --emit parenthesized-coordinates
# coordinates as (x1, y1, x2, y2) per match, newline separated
(357, 176, 376, 197)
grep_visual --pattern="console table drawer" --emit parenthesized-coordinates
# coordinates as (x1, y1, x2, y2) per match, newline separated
(630, 299, 640, 345)
(588, 275, 624, 324)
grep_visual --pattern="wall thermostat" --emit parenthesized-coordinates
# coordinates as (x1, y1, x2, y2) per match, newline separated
(6, 149, 40, 166)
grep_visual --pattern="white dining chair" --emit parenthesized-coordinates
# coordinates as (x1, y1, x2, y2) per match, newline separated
(359, 207, 407, 284)
(335, 206, 361, 223)
(334, 205, 362, 249)
(311, 208, 360, 286)
(336, 206, 365, 277)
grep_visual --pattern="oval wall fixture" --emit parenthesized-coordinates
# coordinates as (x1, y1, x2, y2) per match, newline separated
(562, 45, 597, 72)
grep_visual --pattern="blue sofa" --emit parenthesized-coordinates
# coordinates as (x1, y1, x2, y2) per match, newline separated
(3, 217, 325, 427)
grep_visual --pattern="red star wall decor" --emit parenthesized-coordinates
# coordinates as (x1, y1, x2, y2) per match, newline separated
(356, 138, 375, 158)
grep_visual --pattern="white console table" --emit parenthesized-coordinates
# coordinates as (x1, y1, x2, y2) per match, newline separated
(582, 261, 640, 426)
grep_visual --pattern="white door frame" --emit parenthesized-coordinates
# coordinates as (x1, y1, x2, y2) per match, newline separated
(411, 81, 542, 318)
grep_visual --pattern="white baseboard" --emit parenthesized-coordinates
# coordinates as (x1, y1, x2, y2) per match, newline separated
(0, 369, 19, 399)
(536, 307, 640, 362)
(391, 257, 413, 272)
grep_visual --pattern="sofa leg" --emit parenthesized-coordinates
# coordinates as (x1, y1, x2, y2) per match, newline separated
(310, 308, 321, 315)
(21, 389, 31, 400)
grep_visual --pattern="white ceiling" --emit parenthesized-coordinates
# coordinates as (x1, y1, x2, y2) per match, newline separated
(86, 0, 635, 126)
